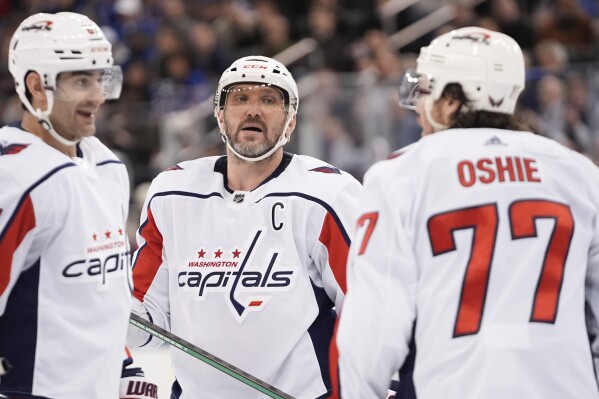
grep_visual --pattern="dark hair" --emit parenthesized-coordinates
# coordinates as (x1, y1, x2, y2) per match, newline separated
(442, 83, 530, 132)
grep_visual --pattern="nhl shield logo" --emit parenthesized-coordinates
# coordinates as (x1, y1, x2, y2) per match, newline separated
(233, 193, 245, 203)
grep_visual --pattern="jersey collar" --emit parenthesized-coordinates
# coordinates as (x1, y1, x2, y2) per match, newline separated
(214, 152, 294, 194)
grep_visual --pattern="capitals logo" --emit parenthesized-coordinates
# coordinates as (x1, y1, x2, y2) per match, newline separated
(178, 229, 296, 322)
(22, 20, 53, 32)
(61, 225, 130, 290)
(0, 141, 29, 156)
(453, 32, 491, 45)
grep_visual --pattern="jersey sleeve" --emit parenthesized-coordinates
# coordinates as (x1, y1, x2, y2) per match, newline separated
(127, 178, 170, 348)
(585, 163, 599, 384)
(0, 176, 37, 315)
(311, 176, 362, 310)
(332, 163, 418, 399)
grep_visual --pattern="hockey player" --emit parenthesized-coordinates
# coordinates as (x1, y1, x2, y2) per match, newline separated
(127, 55, 362, 398)
(0, 12, 156, 399)
(332, 27, 599, 398)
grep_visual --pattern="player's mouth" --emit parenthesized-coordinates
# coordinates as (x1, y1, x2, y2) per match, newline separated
(76, 110, 96, 121)
(240, 123, 265, 134)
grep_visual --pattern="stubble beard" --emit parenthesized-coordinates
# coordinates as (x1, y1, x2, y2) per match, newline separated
(50, 99, 98, 141)
(224, 120, 282, 158)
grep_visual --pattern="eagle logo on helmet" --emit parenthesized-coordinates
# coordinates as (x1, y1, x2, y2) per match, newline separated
(488, 96, 505, 108)
(22, 21, 53, 32)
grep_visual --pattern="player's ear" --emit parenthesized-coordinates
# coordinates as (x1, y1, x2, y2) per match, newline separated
(442, 96, 462, 124)
(216, 109, 225, 128)
(25, 71, 47, 109)
(449, 98, 462, 114)
(285, 114, 297, 139)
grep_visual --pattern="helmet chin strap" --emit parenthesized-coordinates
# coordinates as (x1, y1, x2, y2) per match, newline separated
(24, 90, 81, 147)
(423, 96, 449, 133)
(218, 114, 293, 163)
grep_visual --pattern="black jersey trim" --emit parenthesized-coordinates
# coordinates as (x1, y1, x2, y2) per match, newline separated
(258, 192, 351, 246)
(148, 191, 224, 203)
(97, 159, 124, 167)
(214, 152, 294, 194)
(0, 163, 76, 242)
(0, 258, 41, 394)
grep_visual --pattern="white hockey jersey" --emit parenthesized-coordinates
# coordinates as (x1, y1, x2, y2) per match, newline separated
(0, 126, 132, 398)
(334, 128, 599, 399)
(128, 153, 361, 399)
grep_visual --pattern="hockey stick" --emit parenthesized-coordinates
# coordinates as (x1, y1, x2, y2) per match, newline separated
(129, 313, 294, 399)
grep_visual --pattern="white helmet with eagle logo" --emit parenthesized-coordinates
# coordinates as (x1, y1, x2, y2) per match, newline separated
(399, 27, 525, 115)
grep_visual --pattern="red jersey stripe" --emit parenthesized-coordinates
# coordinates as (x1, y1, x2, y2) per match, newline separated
(133, 207, 164, 301)
(319, 212, 349, 293)
(329, 318, 341, 399)
(0, 195, 36, 295)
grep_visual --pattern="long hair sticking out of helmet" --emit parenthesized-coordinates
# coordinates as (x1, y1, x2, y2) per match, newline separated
(213, 56, 299, 162)
(9, 12, 122, 146)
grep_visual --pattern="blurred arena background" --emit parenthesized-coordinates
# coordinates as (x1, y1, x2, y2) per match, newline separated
(2, 0, 599, 396)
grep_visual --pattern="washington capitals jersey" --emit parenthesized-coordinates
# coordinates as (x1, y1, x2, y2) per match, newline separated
(129, 153, 361, 398)
(333, 128, 599, 399)
(0, 126, 132, 398)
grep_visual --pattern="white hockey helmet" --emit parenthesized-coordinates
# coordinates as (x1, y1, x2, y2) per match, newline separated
(399, 27, 525, 114)
(214, 55, 298, 116)
(213, 56, 299, 162)
(9, 12, 122, 145)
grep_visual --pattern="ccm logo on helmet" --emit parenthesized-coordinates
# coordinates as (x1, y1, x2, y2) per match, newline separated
(243, 64, 268, 69)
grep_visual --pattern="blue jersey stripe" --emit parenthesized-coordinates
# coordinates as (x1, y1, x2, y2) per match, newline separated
(0, 259, 41, 394)
(308, 278, 336, 394)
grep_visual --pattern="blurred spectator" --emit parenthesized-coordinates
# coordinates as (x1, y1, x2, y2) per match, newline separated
(120, 59, 153, 104)
(153, 51, 208, 113)
(188, 21, 233, 79)
(526, 73, 595, 157)
(245, 13, 293, 58)
(1, 0, 599, 184)
(533, 0, 594, 62)
(488, 0, 535, 50)
(519, 39, 569, 110)
(305, 4, 354, 71)
(354, 45, 412, 151)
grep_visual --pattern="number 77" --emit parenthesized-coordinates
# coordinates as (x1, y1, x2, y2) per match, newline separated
(427, 200, 574, 338)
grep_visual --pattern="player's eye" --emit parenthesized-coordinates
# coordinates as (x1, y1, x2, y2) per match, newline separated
(75, 77, 91, 88)
(232, 94, 248, 104)
(261, 96, 277, 106)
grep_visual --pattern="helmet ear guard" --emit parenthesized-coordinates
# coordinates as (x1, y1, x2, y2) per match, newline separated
(398, 27, 525, 115)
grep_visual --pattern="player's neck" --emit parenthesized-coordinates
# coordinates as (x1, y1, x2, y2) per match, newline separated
(227, 150, 283, 191)
(21, 113, 77, 157)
